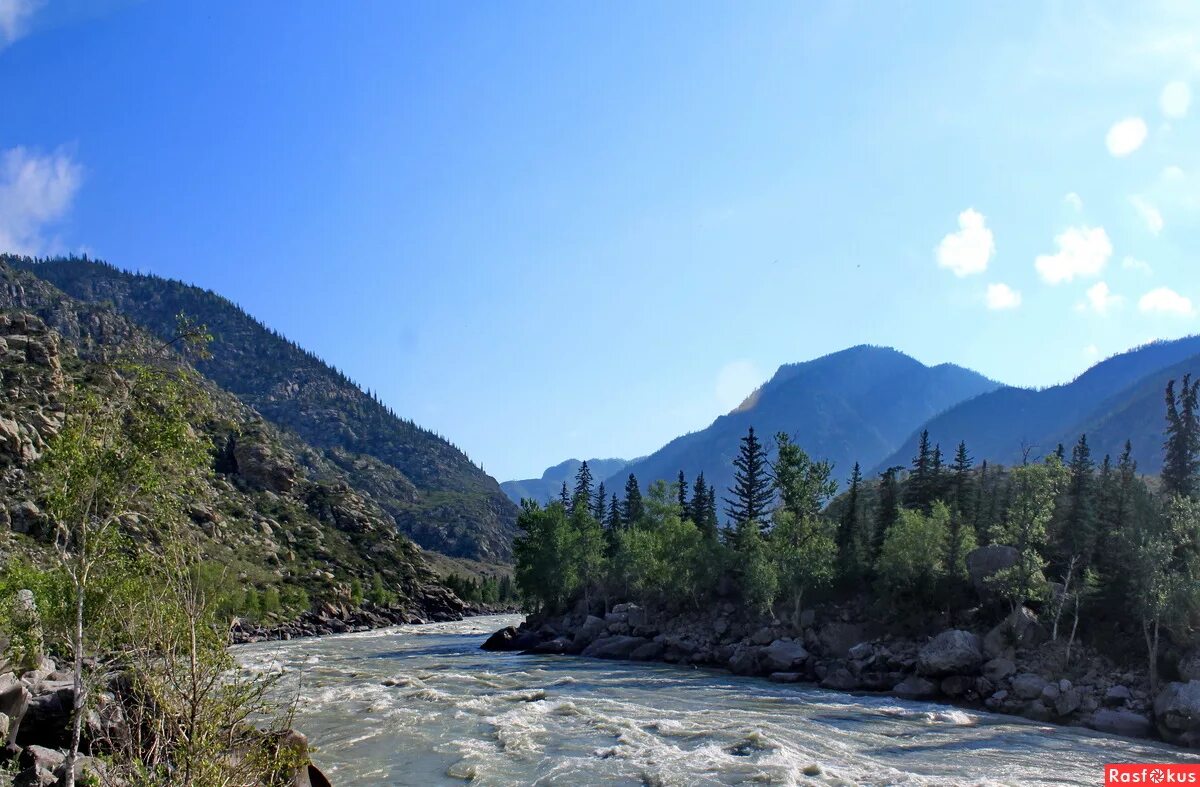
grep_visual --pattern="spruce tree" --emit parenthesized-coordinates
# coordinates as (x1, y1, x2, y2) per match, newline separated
(951, 441, 976, 523)
(689, 472, 708, 525)
(873, 466, 903, 560)
(705, 484, 719, 538)
(1164, 375, 1200, 499)
(559, 481, 570, 510)
(905, 430, 935, 512)
(606, 493, 622, 531)
(677, 471, 688, 513)
(724, 426, 773, 531)
(622, 473, 644, 526)
(837, 462, 865, 577)
(572, 461, 594, 512)
(593, 481, 607, 521)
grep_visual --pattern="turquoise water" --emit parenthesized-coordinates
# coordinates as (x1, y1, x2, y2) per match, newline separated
(236, 615, 1199, 786)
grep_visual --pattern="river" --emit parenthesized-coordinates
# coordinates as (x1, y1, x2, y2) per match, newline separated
(235, 614, 1199, 786)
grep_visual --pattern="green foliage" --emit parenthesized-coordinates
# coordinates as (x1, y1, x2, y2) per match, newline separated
(876, 503, 950, 606)
(730, 521, 778, 615)
(724, 427, 773, 531)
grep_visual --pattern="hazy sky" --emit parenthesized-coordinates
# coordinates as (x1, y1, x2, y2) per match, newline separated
(3, 1, 1200, 480)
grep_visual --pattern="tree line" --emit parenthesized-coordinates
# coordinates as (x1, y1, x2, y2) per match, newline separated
(513, 375, 1200, 692)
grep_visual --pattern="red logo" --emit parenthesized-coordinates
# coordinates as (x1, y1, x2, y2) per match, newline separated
(1106, 765, 1200, 784)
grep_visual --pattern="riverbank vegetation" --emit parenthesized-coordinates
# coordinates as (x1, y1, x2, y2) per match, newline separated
(513, 377, 1200, 691)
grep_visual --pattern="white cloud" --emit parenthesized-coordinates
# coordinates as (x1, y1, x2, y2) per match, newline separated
(1161, 80, 1192, 118)
(0, 0, 40, 49)
(1123, 255, 1153, 275)
(985, 283, 1021, 311)
(1083, 344, 1101, 361)
(1105, 117, 1149, 157)
(1163, 165, 1185, 181)
(1064, 192, 1083, 212)
(1130, 195, 1165, 234)
(715, 360, 766, 411)
(0, 146, 83, 256)
(1034, 225, 1112, 284)
(936, 208, 994, 277)
(1081, 281, 1123, 315)
(1139, 286, 1195, 316)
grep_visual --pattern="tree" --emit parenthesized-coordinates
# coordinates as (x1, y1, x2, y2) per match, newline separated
(873, 466, 903, 561)
(513, 500, 575, 613)
(593, 481, 608, 521)
(876, 503, 952, 606)
(40, 359, 212, 786)
(559, 481, 571, 510)
(677, 471, 688, 514)
(1050, 434, 1098, 641)
(837, 463, 869, 579)
(770, 508, 837, 623)
(905, 430, 936, 512)
(771, 433, 836, 522)
(951, 441, 976, 524)
(724, 427, 773, 531)
(572, 461, 594, 513)
(730, 519, 778, 616)
(988, 457, 1067, 610)
(690, 472, 715, 538)
(606, 493, 623, 532)
(1164, 375, 1200, 499)
(567, 501, 606, 608)
(622, 473, 645, 526)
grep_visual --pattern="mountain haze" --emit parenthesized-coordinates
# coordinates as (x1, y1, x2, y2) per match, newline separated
(879, 336, 1200, 474)
(607, 345, 1000, 497)
(502, 457, 632, 505)
(9, 256, 518, 562)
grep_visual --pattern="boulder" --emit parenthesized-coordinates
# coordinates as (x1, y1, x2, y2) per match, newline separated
(629, 641, 666, 661)
(1022, 700, 1053, 722)
(728, 646, 761, 676)
(0, 674, 30, 744)
(817, 623, 868, 659)
(16, 685, 73, 749)
(1089, 708, 1153, 739)
(940, 675, 975, 698)
(1054, 687, 1082, 717)
(768, 672, 803, 683)
(529, 637, 572, 655)
(1104, 685, 1133, 706)
(9, 503, 43, 536)
(966, 545, 1019, 598)
(1181, 652, 1200, 683)
(480, 626, 519, 651)
(573, 616, 607, 647)
(761, 640, 809, 673)
(1011, 673, 1048, 701)
(848, 642, 874, 662)
(1154, 680, 1200, 747)
(893, 675, 938, 699)
(581, 635, 648, 660)
(917, 630, 983, 677)
(982, 657, 1015, 683)
(820, 669, 859, 691)
(983, 607, 1047, 658)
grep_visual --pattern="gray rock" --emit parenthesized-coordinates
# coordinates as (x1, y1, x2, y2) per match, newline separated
(0, 673, 30, 744)
(817, 623, 868, 659)
(629, 641, 666, 661)
(940, 675, 975, 697)
(1055, 687, 1082, 716)
(1089, 708, 1153, 739)
(983, 607, 1048, 658)
(1181, 652, 1200, 682)
(728, 646, 761, 676)
(768, 672, 803, 683)
(1154, 680, 1200, 746)
(982, 657, 1015, 682)
(1011, 673, 1048, 701)
(1104, 685, 1132, 706)
(1022, 700, 1052, 722)
(573, 615, 607, 647)
(761, 639, 810, 673)
(820, 669, 859, 691)
(848, 642, 874, 661)
(917, 630, 983, 677)
(893, 675, 938, 699)
(966, 544, 1019, 598)
(582, 635, 649, 660)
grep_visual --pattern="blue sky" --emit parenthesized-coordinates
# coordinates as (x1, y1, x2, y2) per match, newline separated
(2, 1, 1199, 480)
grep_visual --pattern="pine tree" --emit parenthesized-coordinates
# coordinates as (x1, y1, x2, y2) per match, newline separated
(677, 471, 688, 513)
(837, 462, 866, 578)
(559, 481, 570, 510)
(724, 426, 773, 531)
(606, 493, 622, 531)
(905, 430, 935, 512)
(706, 484, 719, 535)
(951, 441, 976, 523)
(873, 466, 903, 560)
(593, 481, 607, 521)
(689, 472, 708, 525)
(622, 473, 644, 526)
(572, 461, 594, 512)
(1164, 375, 1200, 499)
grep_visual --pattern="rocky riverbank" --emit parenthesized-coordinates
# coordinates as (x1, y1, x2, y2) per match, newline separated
(0, 654, 332, 787)
(484, 600, 1200, 750)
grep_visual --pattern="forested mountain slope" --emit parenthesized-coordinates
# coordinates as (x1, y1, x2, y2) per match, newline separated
(8, 255, 518, 561)
(502, 457, 631, 504)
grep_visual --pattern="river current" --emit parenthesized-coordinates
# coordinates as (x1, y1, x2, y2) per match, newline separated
(235, 615, 1199, 786)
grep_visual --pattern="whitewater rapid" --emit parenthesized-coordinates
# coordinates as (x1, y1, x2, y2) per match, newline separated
(235, 615, 1198, 786)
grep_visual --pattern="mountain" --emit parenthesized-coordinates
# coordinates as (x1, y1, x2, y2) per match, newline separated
(0, 260, 463, 621)
(502, 457, 632, 504)
(9, 255, 519, 562)
(607, 345, 1000, 498)
(878, 336, 1200, 474)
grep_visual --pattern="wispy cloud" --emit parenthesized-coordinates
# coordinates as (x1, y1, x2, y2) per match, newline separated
(936, 208, 994, 277)
(985, 282, 1021, 311)
(0, 0, 41, 49)
(715, 359, 766, 412)
(1063, 192, 1084, 212)
(0, 146, 83, 255)
(1106, 117, 1148, 157)
(1079, 281, 1123, 315)
(1034, 226, 1112, 284)
(1130, 195, 1165, 234)
(1161, 80, 1192, 118)
(1139, 286, 1195, 316)
(1123, 255, 1154, 275)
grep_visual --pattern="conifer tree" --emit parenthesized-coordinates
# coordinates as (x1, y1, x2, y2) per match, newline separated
(873, 466, 903, 559)
(1164, 375, 1200, 499)
(905, 430, 935, 512)
(559, 481, 570, 511)
(677, 471, 688, 513)
(724, 427, 773, 532)
(593, 481, 607, 521)
(705, 484, 719, 535)
(606, 493, 622, 531)
(689, 473, 708, 525)
(622, 473, 644, 526)
(837, 462, 866, 577)
(572, 461, 594, 512)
